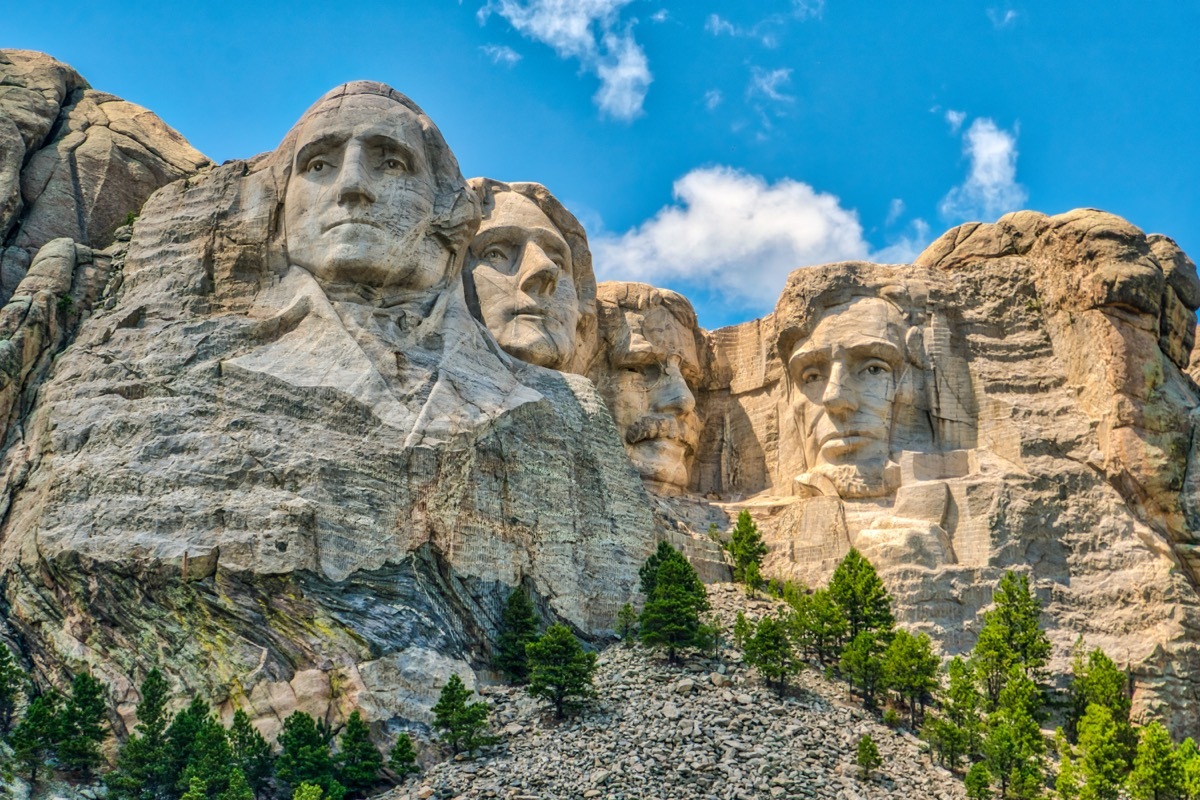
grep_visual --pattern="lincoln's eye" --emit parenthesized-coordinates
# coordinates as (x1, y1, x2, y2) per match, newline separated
(863, 361, 892, 377)
(802, 368, 823, 385)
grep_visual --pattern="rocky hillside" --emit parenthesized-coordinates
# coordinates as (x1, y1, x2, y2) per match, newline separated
(390, 584, 965, 800)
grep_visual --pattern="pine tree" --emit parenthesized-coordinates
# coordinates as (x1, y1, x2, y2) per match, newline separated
(11, 690, 61, 785)
(292, 783, 325, 800)
(638, 541, 677, 596)
(0, 645, 24, 734)
(181, 714, 234, 799)
(856, 734, 882, 779)
(882, 630, 939, 728)
(165, 696, 211, 792)
(495, 587, 540, 684)
(733, 611, 752, 650)
(107, 668, 174, 800)
(181, 776, 209, 800)
(277, 711, 344, 800)
(726, 510, 767, 583)
(1067, 645, 1130, 739)
(220, 768, 254, 800)
(1076, 704, 1126, 800)
(965, 763, 992, 799)
(982, 667, 1046, 800)
(788, 587, 848, 664)
(839, 631, 886, 710)
(742, 561, 763, 597)
(525, 623, 598, 719)
(431, 675, 493, 755)
(743, 613, 801, 698)
(1176, 737, 1200, 800)
(336, 711, 383, 797)
(57, 672, 110, 778)
(638, 546, 710, 665)
(940, 655, 984, 767)
(1127, 721, 1182, 800)
(973, 571, 1051, 709)
(1055, 728, 1081, 800)
(228, 709, 273, 798)
(828, 549, 895, 641)
(616, 603, 638, 644)
(388, 732, 420, 780)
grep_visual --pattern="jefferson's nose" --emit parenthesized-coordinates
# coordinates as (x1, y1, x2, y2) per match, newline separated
(517, 242, 559, 297)
(821, 361, 858, 415)
(336, 145, 377, 205)
(650, 362, 696, 416)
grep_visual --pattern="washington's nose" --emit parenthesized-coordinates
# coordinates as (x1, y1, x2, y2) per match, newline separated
(335, 147, 377, 205)
(517, 242, 559, 297)
(821, 361, 858, 414)
(650, 362, 696, 416)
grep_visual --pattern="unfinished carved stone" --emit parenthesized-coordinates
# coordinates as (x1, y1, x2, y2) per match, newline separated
(465, 179, 597, 373)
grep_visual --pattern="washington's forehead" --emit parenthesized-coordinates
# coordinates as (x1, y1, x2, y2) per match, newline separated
(294, 97, 423, 141)
(481, 192, 561, 237)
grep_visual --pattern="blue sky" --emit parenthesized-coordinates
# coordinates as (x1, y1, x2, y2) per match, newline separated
(6, 1, 1198, 329)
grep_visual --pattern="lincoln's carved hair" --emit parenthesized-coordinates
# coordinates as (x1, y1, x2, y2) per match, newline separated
(268, 81, 479, 272)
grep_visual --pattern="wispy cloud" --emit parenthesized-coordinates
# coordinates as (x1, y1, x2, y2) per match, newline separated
(650, 9, 668, 22)
(940, 117, 1028, 222)
(885, 198, 906, 227)
(987, 7, 1019, 29)
(703, 1, 824, 46)
(705, 14, 737, 36)
(704, 89, 723, 111)
(479, 0, 651, 121)
(945, 109, 966, 133)
(480, 44, 523, 66)
(592, 166, 872, 310)
(748, 67, 794, 103)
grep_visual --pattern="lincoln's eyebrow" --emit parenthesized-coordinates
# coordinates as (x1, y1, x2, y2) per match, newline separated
(789, 345, 830, 373)
(844, 340, 903, 364)
(294, 133, 349, 170)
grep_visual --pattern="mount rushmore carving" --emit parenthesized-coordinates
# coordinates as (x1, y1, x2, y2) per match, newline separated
(3, 52, 1200, 734)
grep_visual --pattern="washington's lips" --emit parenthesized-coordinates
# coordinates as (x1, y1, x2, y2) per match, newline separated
(625, 414, 700, 452)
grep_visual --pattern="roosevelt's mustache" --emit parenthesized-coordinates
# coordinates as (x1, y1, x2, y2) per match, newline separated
(625, 414, 700, 451)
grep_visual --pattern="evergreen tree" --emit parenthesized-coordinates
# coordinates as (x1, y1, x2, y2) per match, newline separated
(732, 611, 752, 650)
(699, 614, 723, 662)
(1055, 728, 1081, 800)
(839, 631, 886, 710)
(525, 624, 598, 720)
(616, 603, 638, 644)
(743, 613, 801, 698)
(181, 777, 208, 800)
(336, 711, 383, 797)
(1127, 721, 1182, 800)
(388, 733, 420, 780)
(277, 711, 344, 800)
(1067, 643, 1134, 763)
(788, 588, 848, 664)
(828, 549, 895, 641)
(742, 561, 763, 597)
(292, 783, 325, 800)
(726, 510, 767, 583)
(965, 763, 993, 799)
(228, 709, 273, 798)
(1076, 704, 1127, 800)
(180, 714, 234, 799)
(57, 672, 110, 778)
(11, 690, 61, 785)
(0, 645, 24, 734)
(882, 630, 939, 728)
(856, 734, 882, 779)
(982, 667, 1046, 800)
(638, 546, 710, 665)
(431, 675, 492, 755)
(220, 768, 254, 800)
(939, 655, 984, 767)
(165, 696, 211, 792)
(973, 572, 1051, 708)
(494, 587, 540, 684)
(1176, 737, 1200, 800)
(107, 668, 174, 800)
(638, 541, 677, 596)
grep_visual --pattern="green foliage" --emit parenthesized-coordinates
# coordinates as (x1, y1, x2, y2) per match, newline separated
(165, 696, 211, 792)
(181, 777, 209, 800)
(229, 709, 273, 796)
(336, 711, 383, 797)
(726, 510, 768, 583)
(124, 211, 139, 227)
(742, 561, 763, 596)
(972, 572, 1051, 709)
(697, 614, 723, 661)
(616, 603, 639, 644)
(787, 587, 848, 664)
(856, 733, 882, 779)
(495, 587, 540, 684)
(828, 548, 895, 641)
(220, 768, 254, 800)
(525, 624, 598, 720)
(743, 613, 802, 697)
(57, 293, 75, 314)
(882, 708, 900, 727)
(965, 763, 993, 799)
(638, 541, 676, 597)
(839, 631, 885, 710)
(1067, 643, 1134, 767)
(1076, 704, 1127, 800)
(11, 690, 61, 785)
(0, 646, 24, 734)
(1055, 728, 1080, 800)
(388, 733, 420, 779)
(638, 545, 710, 665)
(181, 713, 234, 799)
(732, 611, 752, 650)
(982, 667, 1046, 799)
(57, 672, 109, 777)
(431, 675, 493, 755)
(1127, 721, 1182, 800)
(292, 783, 325, 800)
(882, 629, 939, 728)
(107, 668, 175, 800)
(1177, 737, 1200, 800)
(927, 655, 984, 770)
(277, 711, 344, 800)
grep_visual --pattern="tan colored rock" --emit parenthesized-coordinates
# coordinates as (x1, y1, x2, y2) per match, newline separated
(465, 178, 597, 373)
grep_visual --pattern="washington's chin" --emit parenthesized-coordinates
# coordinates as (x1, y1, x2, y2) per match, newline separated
(627, 439, 691, 494)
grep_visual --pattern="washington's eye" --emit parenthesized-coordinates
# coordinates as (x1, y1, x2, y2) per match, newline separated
(384, 158, 404, 170)
(305, 157, 333, 174)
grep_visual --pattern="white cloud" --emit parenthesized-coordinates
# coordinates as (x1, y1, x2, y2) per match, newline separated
(704, 89, 723, 111)
(987, 7, 1019, 28)
(704, 2, 823, 45)
(939, 117, 1028, 222)
(479, 0, 651, 121)
(480, 44, 523, 66)
(592, 167, 872, 309)
(885, 198, 906, 226)
(945, 109, 966, 133)
(748, 67, 794, 103)
(873, 219, 932, 264)
(705, 13, 736, 35)
(650, 9, 668, 22)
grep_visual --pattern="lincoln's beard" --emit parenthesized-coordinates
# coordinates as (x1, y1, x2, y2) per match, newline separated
(798, 460, 899, 499)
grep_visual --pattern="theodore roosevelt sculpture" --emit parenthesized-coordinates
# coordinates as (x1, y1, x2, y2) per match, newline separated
(465, 179, 597, 373)
(589, 282, 705, 494)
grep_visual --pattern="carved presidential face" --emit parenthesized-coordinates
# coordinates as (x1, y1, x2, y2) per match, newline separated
(283, 94, 442, 292)
(788, 297, 907, 498)
(596, 302, 702, 493)
(466, 191, 580, 369)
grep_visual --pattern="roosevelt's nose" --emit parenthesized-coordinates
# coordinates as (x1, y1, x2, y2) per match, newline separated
(517, 242, 559, 297)
(335, 145, 377, 205)
(821, 361, 858, 415)
(650, 361, 696, 416)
